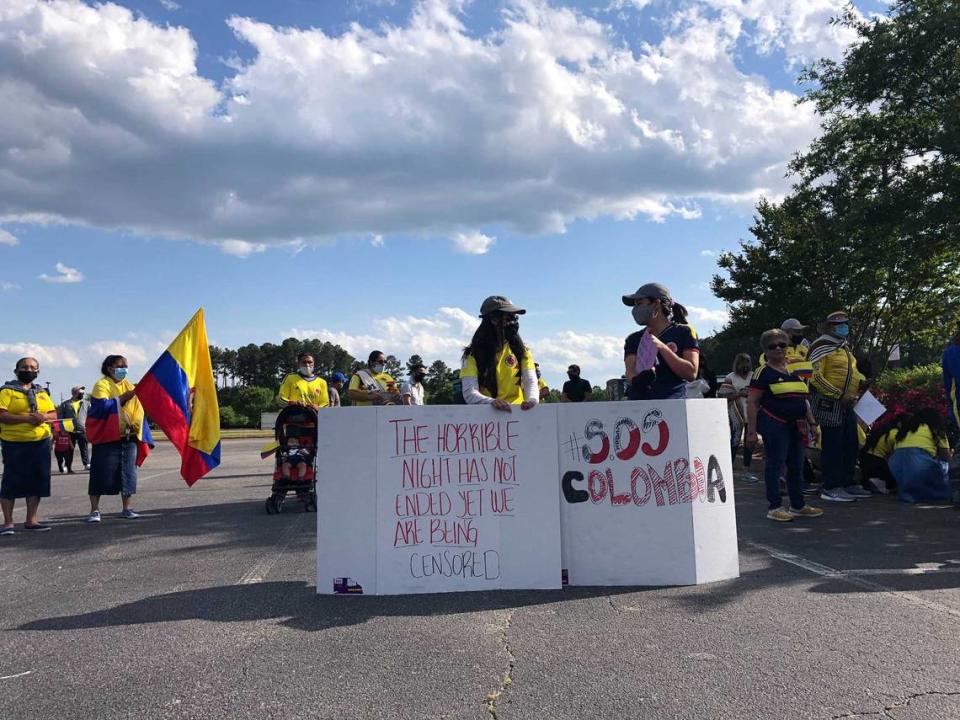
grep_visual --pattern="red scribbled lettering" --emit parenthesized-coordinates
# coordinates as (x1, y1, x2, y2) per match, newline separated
(641, 420, 669, 457)
(588, 469, 607, 503)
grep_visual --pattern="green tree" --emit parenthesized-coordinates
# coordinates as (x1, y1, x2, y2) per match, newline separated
(384, 354, 404, 380)
(424, 359, 459, 405)
(405, 354, 425, 378)
(713, 0, 960, 371)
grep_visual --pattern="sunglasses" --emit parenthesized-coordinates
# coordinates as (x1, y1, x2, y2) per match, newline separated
(766, 342, 788, 350)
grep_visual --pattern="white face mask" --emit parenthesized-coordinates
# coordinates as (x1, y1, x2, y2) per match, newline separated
(372, 363, 385, 374)
(299, 365, 314, 376)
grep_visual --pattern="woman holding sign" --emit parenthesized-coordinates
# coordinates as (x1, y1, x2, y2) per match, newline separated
(622, 283, 699, 400)
(461, 296, 538, 412)
(746, 329, 823, 522)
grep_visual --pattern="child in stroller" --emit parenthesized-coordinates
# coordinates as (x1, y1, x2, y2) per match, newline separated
(265, 405, 318, 514)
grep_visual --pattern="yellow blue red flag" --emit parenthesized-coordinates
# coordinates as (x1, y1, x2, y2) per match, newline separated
(135, 308, 220, 485)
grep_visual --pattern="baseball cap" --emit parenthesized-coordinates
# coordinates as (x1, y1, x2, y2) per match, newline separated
(826, 311, 849, 324)
(331, 372, 348, 383)
(71, 385, 85, 394)
(622, 282, 672, 307)
(479, 296, 526, 317)
(780, 319, 808, 331)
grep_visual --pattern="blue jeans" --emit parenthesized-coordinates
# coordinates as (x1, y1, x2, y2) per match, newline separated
(758, 411, 805, 510)
(820, 409, 858, 490)
(889, 448, 950, 503)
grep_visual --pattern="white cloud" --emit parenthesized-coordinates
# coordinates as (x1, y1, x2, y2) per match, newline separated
(371, 233, 385, 247)
(159, 0, 180, 10)
(687, 304, 729, 333)
(700, 249, 718, 257)
(0, 343, 82, 368)
(219, 239, 267, 257)
(0, 281, 18, 291)
(0, 0, 849, 246)
(85, 341, 150, 365)
(38, 262, 84, 283)
(0, 228, 19, 245)
(452, 231, 495, 254)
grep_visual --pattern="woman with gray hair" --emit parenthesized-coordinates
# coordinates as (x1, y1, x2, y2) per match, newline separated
(746, 330, 824, 522)
(718, 353, 757, 482)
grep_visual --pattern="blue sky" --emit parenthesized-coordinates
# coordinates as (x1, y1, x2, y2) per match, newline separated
(0, 0, 886, 398)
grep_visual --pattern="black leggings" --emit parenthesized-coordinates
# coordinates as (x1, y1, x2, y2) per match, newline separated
(859, 451, 896, 491)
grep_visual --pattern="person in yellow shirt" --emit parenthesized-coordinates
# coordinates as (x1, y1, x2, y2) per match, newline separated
(859, 416, 904, 494)
(888, 408, 953, 503)
(809, 310, 870, 502)
(0, 357, 58, 534)
(535, 363, 549, 400)
(461, 296, 539, 412)
(87, 355, 148, 522)
(348, 351, 400, 406)
(277, 353, 329, 410)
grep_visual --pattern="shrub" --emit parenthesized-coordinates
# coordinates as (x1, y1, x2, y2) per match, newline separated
(219, 406, 250, 428)
(873, 364, 946, 420)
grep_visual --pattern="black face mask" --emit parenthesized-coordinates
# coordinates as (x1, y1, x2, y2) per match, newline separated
(568, 372, 579, 380)
(791, 334, 804, 346)
(503, 318, 520, 338)
(414, 373, 426, 383)
(16, 370, 38, 384)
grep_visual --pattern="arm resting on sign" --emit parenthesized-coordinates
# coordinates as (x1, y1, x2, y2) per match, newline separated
(520, 367, 539, 405)
(461, 376, 494, 405)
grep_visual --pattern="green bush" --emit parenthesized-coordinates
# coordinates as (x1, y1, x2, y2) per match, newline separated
(873, 364, 946, 419)
(218, 386, 277, 421)
(219, 406, 250, 428)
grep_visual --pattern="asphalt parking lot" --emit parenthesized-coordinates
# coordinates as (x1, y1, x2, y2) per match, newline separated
(3, 439, 960, 719)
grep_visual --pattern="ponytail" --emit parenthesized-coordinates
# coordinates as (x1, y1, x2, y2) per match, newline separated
(671, 302, 689, 325)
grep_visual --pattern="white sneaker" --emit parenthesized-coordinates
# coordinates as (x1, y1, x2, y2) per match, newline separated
(85, 510, 101, 523)
(820, 488, 856, 502)
(844, 485, 873, 498)
(867, 478, 890, 495)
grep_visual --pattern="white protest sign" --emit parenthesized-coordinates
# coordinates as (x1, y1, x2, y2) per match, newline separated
(854, 390, 887, 427)
(317, 405, 562, 595)
(557, 400, 739, 586)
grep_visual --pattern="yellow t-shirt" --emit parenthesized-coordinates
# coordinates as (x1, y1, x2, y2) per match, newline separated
(277, 373, 330, 408)
(0, 385, 56, 442)
(895, 425, 950, 457)
(348, 371, 396, 407)
(867, 428, 897, 459)
(92, 376, 146, 438)
(538, 377, 548, 392)
(461, 345, 536, 404)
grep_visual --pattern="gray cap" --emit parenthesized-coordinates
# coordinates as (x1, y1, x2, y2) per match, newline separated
(622, 282, 672, 307)
(479, 296, 526, 317)
(781, 318, 808, 331)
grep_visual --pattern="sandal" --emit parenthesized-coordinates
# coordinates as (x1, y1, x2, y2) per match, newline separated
(0, 526, 14, 536)
(23, 523, 51, 532)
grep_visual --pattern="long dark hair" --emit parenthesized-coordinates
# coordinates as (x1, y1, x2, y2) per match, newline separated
(896, 407, 947, 444)
(462, 313, 527, 397)
(863, 412, 906, 453)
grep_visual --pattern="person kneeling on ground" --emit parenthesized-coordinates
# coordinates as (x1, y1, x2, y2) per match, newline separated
(461, 296, 539, 412)
(888, 408, 953, 504)
(746, 329, 823, 523)
(859, 415, 904, 495)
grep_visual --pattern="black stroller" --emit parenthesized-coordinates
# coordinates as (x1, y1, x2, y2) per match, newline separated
(265, 405, 318, 514)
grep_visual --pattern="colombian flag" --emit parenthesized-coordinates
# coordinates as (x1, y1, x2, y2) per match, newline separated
(87, 393, 153, 466)
(136, 308, 221, 485)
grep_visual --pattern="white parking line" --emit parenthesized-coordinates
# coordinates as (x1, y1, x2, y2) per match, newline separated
(748, 542, 960, 619)
(237, 514, 308, 585)
(0, 670, 33, 680)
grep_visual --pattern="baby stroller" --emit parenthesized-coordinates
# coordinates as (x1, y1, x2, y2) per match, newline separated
(265, 405, 318, 514)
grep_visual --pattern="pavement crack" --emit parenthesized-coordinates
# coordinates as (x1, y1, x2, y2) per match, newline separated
(832, 691, 960, 718)
(607, 595, 622, 613)
(484, 609, 517, 719)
